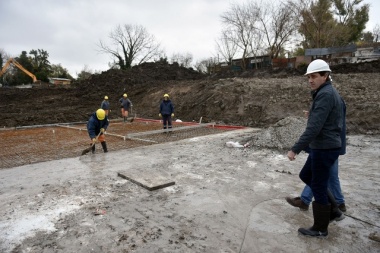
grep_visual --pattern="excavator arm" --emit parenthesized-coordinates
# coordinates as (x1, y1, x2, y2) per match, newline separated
(0, 58, 38, 83)
(0, 60, 12, 77)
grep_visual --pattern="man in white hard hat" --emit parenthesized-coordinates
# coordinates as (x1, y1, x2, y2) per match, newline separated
(287, 59, 345, 238)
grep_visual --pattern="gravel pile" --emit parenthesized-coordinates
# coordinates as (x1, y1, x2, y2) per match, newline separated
(248, 116, 307, 151)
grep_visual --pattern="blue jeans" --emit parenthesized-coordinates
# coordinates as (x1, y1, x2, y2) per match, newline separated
(299, 149, 340, 205)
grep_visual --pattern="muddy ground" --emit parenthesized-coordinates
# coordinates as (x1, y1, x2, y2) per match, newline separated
(0, 60, 379, 135)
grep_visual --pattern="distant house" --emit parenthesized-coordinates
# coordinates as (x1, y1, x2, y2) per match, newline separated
(49, 78, 71, 85)
(305, 44, 380, 64)
(208, 44, 380, 75)
(305, 44, 357, 64)
(230, 55, 271, 71)
(352, 47, 380, 63)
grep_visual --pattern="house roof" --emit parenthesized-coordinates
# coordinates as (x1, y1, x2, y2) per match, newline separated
(305, 44, 357, 56)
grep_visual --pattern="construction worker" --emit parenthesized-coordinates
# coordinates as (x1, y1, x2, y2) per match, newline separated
(159, 93, 174, 130)
(100, 96, 110, 116)
(287, 59, 344, 238)
(87, 109, 109, 153)
(119, 93, 132, 122)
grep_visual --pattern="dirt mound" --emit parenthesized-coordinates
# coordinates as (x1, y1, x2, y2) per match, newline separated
(74, 61, 205, 92)
(331, 59, 380, 73)
(0, 61, 379, 135)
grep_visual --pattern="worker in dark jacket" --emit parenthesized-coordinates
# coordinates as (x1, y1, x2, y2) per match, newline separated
(87, 109, 109, 153)
(100, 96, 110, 116)
(119, 93, 132, 122)
(287, 59, 344, 238)
(159, 93, 174, 130)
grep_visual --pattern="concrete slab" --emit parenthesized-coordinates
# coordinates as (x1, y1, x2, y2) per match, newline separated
(0, 128, 379, 253)
(117, 170, 175, 191)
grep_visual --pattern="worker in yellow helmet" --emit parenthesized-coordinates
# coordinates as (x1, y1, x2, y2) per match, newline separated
(159, 93, 174, 130)
(100, 95, 110, 116)
(86, 109, 109, 153)
(119, 93, 133, 122)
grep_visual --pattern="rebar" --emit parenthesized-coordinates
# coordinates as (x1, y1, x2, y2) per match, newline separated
(0, 120, 234, 169)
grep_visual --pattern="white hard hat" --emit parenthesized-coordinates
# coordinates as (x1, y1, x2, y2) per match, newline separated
(305, 59, 331, 75)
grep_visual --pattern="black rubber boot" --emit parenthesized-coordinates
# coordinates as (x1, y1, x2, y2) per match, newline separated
(91, 144, 95, 154)
(298, 202, 331, 238)
(101, 142, 108, 153)
(328, 190, 345, 222)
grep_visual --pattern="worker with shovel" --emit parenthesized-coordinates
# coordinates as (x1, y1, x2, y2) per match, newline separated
(101, 96, 110, 116)
(86, 109, 109, 154)
(119, 93, 132, 122)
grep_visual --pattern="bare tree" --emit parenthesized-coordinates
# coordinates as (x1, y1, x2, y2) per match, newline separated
(220, 0, 297, 70)
(194, 59, 209, 73)
(253, 0, 298, 59)
(215, 29, 238, 64)
(248, 30, 265, 69)
(98, 24, 163, 70)
(76, 65, 94, 81)
(373, 24, 380, 43)
(170, 52, 193, 68)
(194, 57, 219, 74)
(221, 2, 260, 70)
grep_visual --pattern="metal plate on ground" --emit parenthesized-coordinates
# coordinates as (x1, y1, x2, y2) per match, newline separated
(117, 170, 175, 191)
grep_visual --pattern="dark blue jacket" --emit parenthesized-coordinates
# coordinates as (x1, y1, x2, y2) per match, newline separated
(87, 112, 109, 139)
(160, 99, 174, 115)
(119, 98, 132, 110)
(292, 81, 343, 154)
(101, 100, 110, 110)
(303, 98, 346, 155)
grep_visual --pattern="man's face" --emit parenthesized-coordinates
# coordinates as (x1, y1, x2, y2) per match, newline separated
(307, 72, 327, 91)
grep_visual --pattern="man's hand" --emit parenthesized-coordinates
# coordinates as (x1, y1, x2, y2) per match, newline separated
(92, 138, 97, 144)
(100, 128, 105, 133)
(171, 113, 174, 117)
(287, 150, 296, 161)
(159, 113, 162, 117)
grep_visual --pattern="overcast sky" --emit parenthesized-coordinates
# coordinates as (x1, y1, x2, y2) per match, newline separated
(1, 0, 379, 78)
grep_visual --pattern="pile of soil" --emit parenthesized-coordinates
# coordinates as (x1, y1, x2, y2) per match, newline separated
(0, 60, 379, 134)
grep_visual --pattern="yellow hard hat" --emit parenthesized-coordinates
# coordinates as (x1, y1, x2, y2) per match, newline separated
(104, 96, 108, 100)
(164, 94, 169, 97)
(96, 109, 106, 120)
(123, 93, 127, 97)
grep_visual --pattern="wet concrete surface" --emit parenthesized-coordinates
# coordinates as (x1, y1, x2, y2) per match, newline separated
(0, 129, 379, 252)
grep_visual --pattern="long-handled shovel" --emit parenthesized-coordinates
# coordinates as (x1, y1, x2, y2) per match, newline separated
(129, 107, 135, 123)
(130, 113, 136, 123)
(81, 132, 101, 156)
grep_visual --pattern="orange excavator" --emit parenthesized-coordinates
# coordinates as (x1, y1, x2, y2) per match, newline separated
(0, 58, 39, 83)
